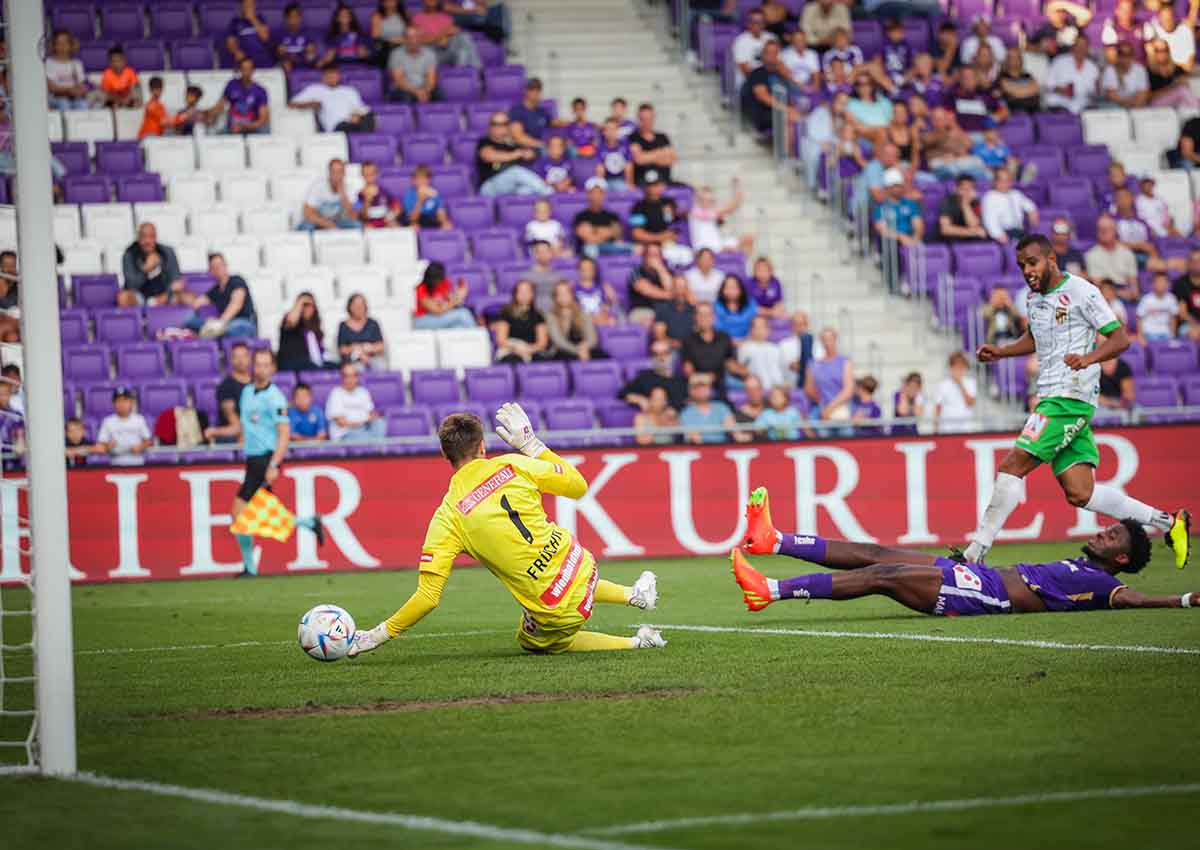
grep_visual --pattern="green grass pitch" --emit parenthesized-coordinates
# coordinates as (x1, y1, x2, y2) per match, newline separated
(2, 537, 1198, 850)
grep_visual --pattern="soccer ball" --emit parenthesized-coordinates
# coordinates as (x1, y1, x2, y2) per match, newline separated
(298, 604, 357, 662)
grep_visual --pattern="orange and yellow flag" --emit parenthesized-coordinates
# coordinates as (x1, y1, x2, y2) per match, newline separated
(229, 489, 296, 542)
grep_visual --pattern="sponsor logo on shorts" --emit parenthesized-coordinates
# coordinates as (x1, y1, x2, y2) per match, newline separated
(539, 541, 584, 608)
(456, 465, 516, 514)
(1020, 413, 1048, 441)
(1056, 416, 1087, 450)
(953, 564, 983, 592)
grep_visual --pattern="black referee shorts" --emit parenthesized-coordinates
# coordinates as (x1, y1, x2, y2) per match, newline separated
(237, 454, 273, 502)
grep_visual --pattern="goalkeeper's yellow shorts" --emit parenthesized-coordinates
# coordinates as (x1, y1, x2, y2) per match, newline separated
(516, 555, 599, 654)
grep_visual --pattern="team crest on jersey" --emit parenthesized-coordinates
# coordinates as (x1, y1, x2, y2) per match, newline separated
(1055, 306, 1068, 324)
(1058, 293, 1070, 306)
(953, 564, 983, 591)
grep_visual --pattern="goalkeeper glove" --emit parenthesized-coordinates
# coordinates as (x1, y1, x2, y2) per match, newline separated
(494, 402, 547, 458)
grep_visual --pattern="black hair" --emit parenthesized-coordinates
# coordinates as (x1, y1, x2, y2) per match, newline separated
(66, 416, 83, 426)
(637, 102, 654, 112)
(955, 174, 975, 186)
(230, 341, 250, 354)
(345, 291, 368, 314)
(1015, 233, 1053, 256)
(420, 261, 446, 294)
(149, 75, 164, 90)
(2, 364, 19, 378)
(252, 347, 277, 366)
(186, 84, 203, 99)
(285, 2, 301, 15)
(206, 252, 225, 264)
(108, 45, 125, 59)
(525, 77, 543, 91)
(530, 239, 551, 252)
(327, 3, 363, 41)
(1119, 518, 1152, 573)
(719, 274, 750, 313)
(612, 96, 627, 106)
(375, 0, 409, 21)
(0, 250, 15, 264)
(571, 97, 586, 109)
(293, 382, 311, 396)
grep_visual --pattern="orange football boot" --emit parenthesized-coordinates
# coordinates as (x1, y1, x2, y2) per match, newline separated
(731, 548, 773, 612)
(743, 486, 779, 555)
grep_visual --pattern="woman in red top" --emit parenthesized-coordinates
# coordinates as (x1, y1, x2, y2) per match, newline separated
(412, 261, 476, 329)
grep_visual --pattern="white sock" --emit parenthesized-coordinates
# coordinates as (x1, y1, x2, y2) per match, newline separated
(766, 577, 781, 601)
(970, 473, 1025, 554)
(1085, 485, 1173, 531)
(772, 531, 782, 554)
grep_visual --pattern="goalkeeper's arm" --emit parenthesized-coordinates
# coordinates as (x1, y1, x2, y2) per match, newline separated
(383, 570, 448, 637)
(495, 401, 587, 498)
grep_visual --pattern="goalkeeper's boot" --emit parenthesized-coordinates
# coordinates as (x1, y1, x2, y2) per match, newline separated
(1166, 509, 1191, 569)
(629, 570, 658, 611)
(743, 486, 779, 555)
(731, 548, 773, 612)
(347, 623, 391, 658)
(633, 625, 667, 649)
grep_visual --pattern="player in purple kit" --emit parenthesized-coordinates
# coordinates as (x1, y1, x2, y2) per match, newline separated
(277, 3, 318, 72)
(564, 98, 599, 157)
(207, 58, 270, 135)
(732, 488, 1198, 617)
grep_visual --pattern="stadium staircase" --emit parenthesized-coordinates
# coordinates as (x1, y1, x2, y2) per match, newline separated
(511, 0, 969, 399)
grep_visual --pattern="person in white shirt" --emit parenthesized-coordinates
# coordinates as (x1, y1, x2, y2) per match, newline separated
(97, 387, 152, 466)
(960, 16, 1007, 66)
(684, 248, 726, 304)
(731, 9, 779, 89)
(982, 167, 1039, 244)
(1100, 42, 1150, 108)
(325, 363, 386, 441)
(780, 28, 821, 89)
(737, 315, 787, 391)
(1137, 272, 1181, 341)
(1085, 215, 1140, 297)
(933, 351, 978, 434)
(524, 198, 569, 257)
(45, 30, 92, 111)
(1043, 34, 1099, 114)
(777, 309, 826, 389)
(1144, 1, 1198, 71)
(299, 158, 361, 231)
(1134, 175, 1176, 239)
(289, 65, 375, 132)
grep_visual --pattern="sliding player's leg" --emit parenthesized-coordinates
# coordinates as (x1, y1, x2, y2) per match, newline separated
(743, 487, 939, 567)
(732, 549, 943, 614)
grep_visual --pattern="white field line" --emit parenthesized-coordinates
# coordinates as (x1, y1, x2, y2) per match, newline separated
(75, 630, 505, 656)
(642, 623, 1200, 656)
(585, 783, 1200, 836)
(30, 771, 689, 850)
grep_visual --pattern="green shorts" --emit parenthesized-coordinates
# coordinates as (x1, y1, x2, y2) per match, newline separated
(1014, 398, 1099, 476)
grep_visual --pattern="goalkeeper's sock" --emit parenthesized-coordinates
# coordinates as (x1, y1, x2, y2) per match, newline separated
(777, 533, 827, 564)
(776, 573, 833, 601)
(1085, 485, 1173, 531)
(567, 631, 637, 651)
(295, 516, 316, 531)
(235, 533, 257, 576)
(965, 472, 1023, 561)
(595, 579, 630, 605)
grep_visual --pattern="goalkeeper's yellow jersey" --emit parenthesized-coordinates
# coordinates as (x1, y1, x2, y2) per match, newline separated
(419, 450, 593, 618)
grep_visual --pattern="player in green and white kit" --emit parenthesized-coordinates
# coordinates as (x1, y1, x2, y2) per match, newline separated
(967, 234, 1190, 567)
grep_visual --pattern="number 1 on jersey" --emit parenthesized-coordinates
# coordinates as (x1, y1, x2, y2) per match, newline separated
(500, 494, 534, 544)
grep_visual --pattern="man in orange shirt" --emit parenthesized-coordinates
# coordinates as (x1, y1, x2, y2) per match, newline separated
(138, 76, 167, 139)
(99, 46, 141, 108)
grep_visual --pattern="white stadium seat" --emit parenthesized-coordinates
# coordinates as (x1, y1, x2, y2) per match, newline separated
(1081, 109, 1133, 149)
(60, 240, 104, 276)
(365, 228, 418, 266)
(255, 68, 288, 111)
(138, 72, 187, 114)
(0, 208, 16, 250)
(188, 204, 240, 241)
(385, 330, 437, 374)
(299, 132, 349, 171)
(268, 170, 318, 225)
(113, 107, 144, 142)
(143, 136, 196, 175)
(48, 111, 64, 144)
(388, 271, 419, 313)
(1110, 146, 1161, 176)
(133, 202, 188, 246)
(435, 328, 492, 375)
(262, 232, 313, 272)
(81, 203, 135, 245)
(343, 162, 364, 200)
(64, 110, 114, 148)
(247, 135, 299, 175)
(167, 173, 217, 207)
(219, 171, 269, 208)
(336, 267, 390, 304)
(52, 205, 82, 246)
(1151, 170, 1193, 236)
(210, 234, 262, 275)
(187, 71, 235, 112)
(1131, 107, 1181, 154)
(240, 203, 291, 237)
(197, 136, 248, 175)
(246, 270, 285, 314)
(174, 236, 210, 273)
(312, 229, 365, 267)
(101, 243, 124, 275)
(284, 266, 337, 306)
(272, 107, 319, 140)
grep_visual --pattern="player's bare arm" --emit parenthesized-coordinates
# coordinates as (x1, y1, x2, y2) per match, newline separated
(1111, 588, 1199, 609)
(977, 329, 1035, 363)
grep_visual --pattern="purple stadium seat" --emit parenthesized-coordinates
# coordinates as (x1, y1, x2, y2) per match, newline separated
(52, 6, 97, 40)
(488, 399, 542, 430)
(338, 67, 383, 103)
(484, 65, 527, 101)
(1149, 341, 1198, 376)
(474, 34, 504, 68)
(1123, 342, 1150, 375)
(437, 66, 482, 102)
(273, 371, 297, 396)
(60, 310, 90, 346)
(400, 134, 447, 166)
(430, 163, 472, 198)
(852, 20, 884, 58)
(1001, 0, 1042, 17)
(376, 165, 412, 200)
(73, 274, 120, 308)
(150, 2, 194, 39)
(95, 308, 144, 344)
(470, 228, 522, 264)
(197, 1, 240, 36)
(78, 41, 115, 74)
(171, 39, 216, 71)
(999, 113, 1034, 148)
(903, 17, 931, 53)
(124, 40, 167, 71)
(84, 382, 122, 418)
(955, 0, 995, 16)
(1181, 375, 1200, 404)
(373, 104, 416, 136)
(433, 401, 489, 425)
(139, 379, 188, 421)
(492, 260, 530, 294)
(348, 133, 398, 165)
(63, 175, 113, 205)
(190, 378, 220, 420)
(1136, 376, 1181, 420)
(64, 383, 80, 419)
(65, 345, 112, 383)
(620, 358, 653, 381)
(951, 243, 1004, 277)
(51, 142, 90, 176)
(465, 101, 510, 133)
(1067, 145, 1111, 177)
(416, 103, 463, 136)
(1035, 112, 1083, 146)
(595, 398, 638, 429)
(361, 372, 406, 408)
(495, 194, 539, 229)
(467, 291, 508, 321)
(448, 132, 480, 166)
(1015, 145, 1065, 179)
(117, 343, 168, 380)
(171, 340, 221, 376)
(101, 4, 146, 40)
(1047, 177, 1094, 209)
(551, 192, 589, 231)
(569, 361, 623, 399)
(447, 197, 495, 231)
(544, 399, 596, 446)
(464, 365, 516, 402)
(145, 305, 193, 339)
(443, 260, 491, 294)
(179, 273, 215, 297)
(597, 255, 640, 291)
(386, 407, 435, 448)
(418, 229, 468, 264)
(411, 370, 460, 405)
(117, 175, 165, 203)
(287, 68, 323, 97)
(517, 362, 569, 400)
(569, 157, 599, 187)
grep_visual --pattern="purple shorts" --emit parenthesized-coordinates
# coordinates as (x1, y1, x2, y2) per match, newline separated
(932, 558, 1012, 617)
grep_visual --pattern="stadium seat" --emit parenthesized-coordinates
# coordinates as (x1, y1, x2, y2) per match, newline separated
(81, 203, 135, 245)
(60, 311, 90, 347)
(496, 195, 540, 229)
(113, 107, 146, 142)
(245, 270, 284, 311)
(188, 204, 240, 241)
(569, 361, 624, 399)
(484, 65, 527, 101)
(247, 135, 299, 174)
(218, 171, 270, 209)
(373, 304, 413, 339)
(337, 267, 390, 304)
(125, 41, 168, 73)
(139, 71, 188, 114)
(197, 136, 248, 175)
(268, 170, 319, 225)
(84, 382, 122, 419)
(64, 110, 115, 148)
(598, 324, 649, 360)
(410, 367, 459, 403)
(1034, 112, 1083, 146)
(544, 399, 597, 445)
(96, 141, 144, 174)
(470, 228, 522, 264)
(171, 39, 218, 72)
(464, 366, 516, 404)
(447, 197, 495, 232)
(271, 107, 319, 139)
(134, 202, 189, 245)
(1131, 107, 1181, 154)
(1149, 340, 1199, 376)
(416, 103, 464, 136)
(61, 240, 106, 276)
(434, 327, 492, 373)
(143, 136, 197, 175)
(168, 173, 217, 207)
(361, 372, 407, 409)
(146, 305, 193, 338)
(53, 206, 83, 246)
(312, 230, 365, 267)
(401, 134, 448, 166)
(52, 142, 90, 176)
(240, 203, 291, 237)
(211, 234, 263, 274)
(300, 133, 350, 171)
(174, 236, 211, 273)
(438, 67, 483, 102)
(117, 175, 166, 203)
(64, 175, 113, 204)
(72, 274, 120, 309)
(1082, 106, 1134, 147)
(418, 229, 468, 264)
(347, 133, 398, 165)
(65, 345, 113, 384)
(1151, 171, 1193, 235)
(138, 380, 189, 422)
(385, 408, 435, 450)
(365, 228, 419, 266)
(1136, 375, 1181, 419)
(284, 266, 337, 305)
(262, 232, 314, 272)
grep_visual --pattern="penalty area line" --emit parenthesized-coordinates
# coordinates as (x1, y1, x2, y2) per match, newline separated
(640, 623, 1200, 656)
(586, 783, 1200, 836)
(49, 772, 689, 850)
(75, 630, 505, 656)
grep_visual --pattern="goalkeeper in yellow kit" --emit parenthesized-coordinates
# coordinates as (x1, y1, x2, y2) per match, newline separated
(348, 403, 666, 656)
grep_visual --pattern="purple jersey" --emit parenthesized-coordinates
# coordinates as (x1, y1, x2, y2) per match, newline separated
(575, 282, 606, 315)
(596, 138, 631, 180)
(821, 45, 864, 74)
(328, 30, 363, 61)
(948, 87, 998, 132)
(228, 16, 274, 66)
(221, 79, 269, 127)
(537, 155, 571, 188)
(882, 41, 913, 83)
(901, 76, 946, 106)
(565, 121, 599, 154)
(1016, 558, 1125, 612)
(749, 277, 782, 309)
(278, 31, 315, 66)
(616, 118, 636, 140)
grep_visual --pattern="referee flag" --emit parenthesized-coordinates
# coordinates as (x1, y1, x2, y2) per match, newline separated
(229, 489, 296, 542)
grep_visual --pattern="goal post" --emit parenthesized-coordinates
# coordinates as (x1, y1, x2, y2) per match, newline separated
(7, 0, 77, 775)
